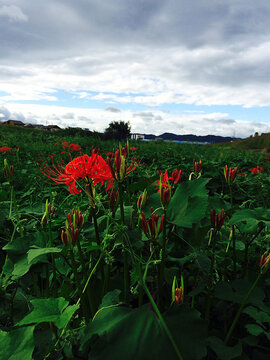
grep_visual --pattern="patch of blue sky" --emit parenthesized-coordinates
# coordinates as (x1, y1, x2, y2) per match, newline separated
(0, 91, 9, 96)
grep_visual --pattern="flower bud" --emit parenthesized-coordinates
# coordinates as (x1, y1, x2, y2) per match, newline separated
(61, 230, 68, 245)
(175, 287, 183, 305)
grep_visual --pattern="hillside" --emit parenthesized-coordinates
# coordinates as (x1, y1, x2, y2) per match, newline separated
(222, 133, 270, 151)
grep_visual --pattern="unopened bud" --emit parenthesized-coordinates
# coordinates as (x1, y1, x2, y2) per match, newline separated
(10, 165, 14, 177)
(61, 230, 68, 245)
(175, 287, 183, 305)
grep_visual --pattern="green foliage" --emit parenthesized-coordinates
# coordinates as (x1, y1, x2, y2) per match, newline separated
(167, 178, 210, 228)
(1, 125, 270, 359)
(17, 297, 79, 328)
(0, 326, 35, 360)
(104, 120, 131, 140)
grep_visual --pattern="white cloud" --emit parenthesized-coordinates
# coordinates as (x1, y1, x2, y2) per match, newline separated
(0, 4, 28, 22)
(0, 0, 270, 136)
(1, 102, 269, 138)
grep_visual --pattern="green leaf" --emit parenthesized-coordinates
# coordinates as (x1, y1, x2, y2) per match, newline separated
(17, 297, 79, 329)
(245, 324, 264, 336)
(207, 336, 242, 360)
(129, 174, 159, 192)
(0, 326, 35, 360)
(243, 306, 270, 325)
(215, 279, 265, 306)
(81, 303, 207, 360)
(27, 247, 62, 263)
(167, 178, 210, 228)
(229, 208, 270, 233)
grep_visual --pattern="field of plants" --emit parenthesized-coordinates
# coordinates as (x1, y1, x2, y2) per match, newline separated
(0, 125, 270, 360)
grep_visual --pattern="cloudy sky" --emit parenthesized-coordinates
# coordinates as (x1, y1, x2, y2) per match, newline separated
(1, 0, 270, 138)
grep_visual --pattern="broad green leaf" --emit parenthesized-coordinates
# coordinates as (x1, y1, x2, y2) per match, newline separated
(81, 297, 207, 360)
(27, 247, 62, 263)
(17, 297, 79, 329)
(215, 279, 264, 306)
(207, 336, 242, 360)
(165, 304, 207, 360)
(0, 326, 35, 360)
(229, 208, 270, 233)
(167, 178, 210, 228)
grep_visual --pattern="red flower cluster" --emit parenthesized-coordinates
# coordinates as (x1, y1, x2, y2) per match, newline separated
(61, 141, 81, 151)
(224, 165, 238, 184)
(141, 208, 165, 240)
(69, 144, 81, 151)
(210, 209, 226, 230)
(157, 169, 182, 205)
(39, 151, 114, 195)
(249, 166, 263, 174)
(1, 146, 11, 152)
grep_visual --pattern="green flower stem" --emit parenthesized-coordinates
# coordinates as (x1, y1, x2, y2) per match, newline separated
(70, 247, 89, 320)
(9, 185, 23, 238)
(232, 225, 236, 277)
(44, 254, 102, 360)
(142, 280, 184, 360)
(205, 230, 217, 322)
(158, 210, 167, 308)
(118, 181, 129, 304)
(87, 183, 100, 246)
(229, 184, 233, 208)
(48, 218, 56, 289)
(224, 272, 262, 345)
(76, 234, 86, 275)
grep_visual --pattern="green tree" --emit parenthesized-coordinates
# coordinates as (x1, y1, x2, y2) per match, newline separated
(104, 121, 131, 141)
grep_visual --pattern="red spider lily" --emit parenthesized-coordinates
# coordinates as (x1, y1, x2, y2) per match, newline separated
(62, 142, 69, 149)
(193, 159, 202, 172)
(171, 169, 183, 184)
(1, 146, 11, 152)
(260, 251, 270, 270)
(175, 287, 183, 304)
(210, 209, 226, 230)
(157, 169, 182, 206)
(249, 166, 263, 174)
(38, 151, 114, 195)
(69, 144, 81, 151)
(224, 165, 238, 184)
(141, 209, 165, 240)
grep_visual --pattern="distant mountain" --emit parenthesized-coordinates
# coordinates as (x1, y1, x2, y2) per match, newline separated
(143, 132, 240, 143)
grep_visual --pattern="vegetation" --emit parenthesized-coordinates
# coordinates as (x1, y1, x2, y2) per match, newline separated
(104, 120, 131, 140)
(0, 125, 270, 359)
